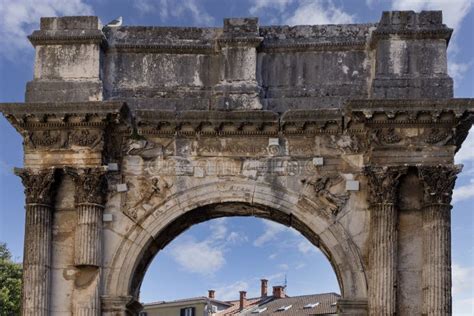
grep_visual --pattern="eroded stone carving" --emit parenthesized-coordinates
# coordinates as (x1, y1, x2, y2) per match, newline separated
(15, 168, 57, 205)
(125, 176, 172, 220)
(69, 129, 103, 148)
(418, 165, 462, 205)
(364, 166, 407, 204)
(303, 175, 349, 215)
(66, 168, 107, 205)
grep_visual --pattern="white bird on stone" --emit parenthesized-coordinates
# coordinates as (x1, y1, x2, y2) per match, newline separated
(104, 16, 122, 28)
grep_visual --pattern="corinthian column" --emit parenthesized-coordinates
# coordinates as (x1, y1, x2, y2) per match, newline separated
(67, 167, 107, 267)
(418, 165, 461, 316)
(15, 168, 57, 316)
(365, 166, 407, 316)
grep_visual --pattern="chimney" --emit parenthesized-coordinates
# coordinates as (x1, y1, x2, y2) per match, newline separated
(272, 286, 285, 299)
(208, 290, 215, 299)
(260, 279, 268, 297)
(239, 291, 247, 310)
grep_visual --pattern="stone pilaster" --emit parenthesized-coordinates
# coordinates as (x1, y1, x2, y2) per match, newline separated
(418, 165, 461, 316)
(15, 168, 57, 316)
(365, 166, 407, 316)
(67, 167, 107, 267)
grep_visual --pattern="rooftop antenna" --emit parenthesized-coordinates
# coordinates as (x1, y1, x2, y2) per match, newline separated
(284, 274, 287, 289)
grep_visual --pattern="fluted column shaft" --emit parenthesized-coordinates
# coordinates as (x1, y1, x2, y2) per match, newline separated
(15, 168, 57, 316)
(422, 204, 451, 315)
(369, 203, 397, 315)
(75, 203, 104, 266)
(67, 167, 107, 267)
(365, 166, 406, 316)
(67, 167, 107, 316)
(419, 165, 460, 316)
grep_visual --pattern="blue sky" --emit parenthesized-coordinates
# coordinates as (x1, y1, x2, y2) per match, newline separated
(0, 0, 472, 314)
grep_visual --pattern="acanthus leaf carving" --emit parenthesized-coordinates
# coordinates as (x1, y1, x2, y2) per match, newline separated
(364, 166, 408, 205)
(15, 168, 57, 205)
(418, 165, 462, 205)
(66, 168, 107, 205)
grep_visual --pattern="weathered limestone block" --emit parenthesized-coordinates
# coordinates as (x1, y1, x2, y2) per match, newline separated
(365, 166, 407, 315)
(26, 16, 105, 102)
(215, 18, 263, 110)
(371, 11, 453, 98)
(418, 165, 461, 316)
(15, 168, 58, 316)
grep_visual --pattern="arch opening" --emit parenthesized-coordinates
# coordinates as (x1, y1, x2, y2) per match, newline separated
(129, 202, 344, 300)
(135, 205, 341, 303)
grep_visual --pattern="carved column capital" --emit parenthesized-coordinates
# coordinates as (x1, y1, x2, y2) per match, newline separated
(66, 167, 107, 205)
(418, 164, 462, 205)
(364, 166, 408, 205)
(15, 168, 57, 205)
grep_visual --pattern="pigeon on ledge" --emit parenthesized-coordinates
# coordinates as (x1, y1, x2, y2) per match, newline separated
(104, 16, 122, 28)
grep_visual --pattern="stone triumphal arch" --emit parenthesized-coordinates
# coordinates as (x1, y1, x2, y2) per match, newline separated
(1, 11, 473, 316)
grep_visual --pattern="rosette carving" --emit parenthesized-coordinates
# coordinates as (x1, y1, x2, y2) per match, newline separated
(418, 165, 462, 205)
(15, 168, 57, 205)
(364, 166, 407, 205)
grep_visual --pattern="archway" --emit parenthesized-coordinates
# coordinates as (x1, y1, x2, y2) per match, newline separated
(139, 216, 341, 303)
(103, 181, 367, 313)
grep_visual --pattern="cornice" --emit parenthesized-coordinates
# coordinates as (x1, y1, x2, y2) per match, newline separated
(0, 101, 127, 131)
(28, 30, 106, 46)
(259, 41, 367, 53)
(347, 99, 474, 124)
(108, 43, 216, 54)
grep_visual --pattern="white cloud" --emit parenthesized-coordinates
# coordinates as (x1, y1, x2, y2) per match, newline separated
(453, 263, 474, 295)
(248, 0, 354, 25)
(214, 280, 249, 301)
(453, 179, 474, 204)
(0, 0, 93, 60)
(295, 262, 306, 269)
(253, 220, 291, 247)
(454, 297, 474, 316)
(168, 237, 225, 275)
(455, 128, 474, 164)
(268, 253, 278, 260)
(134, 0, 214, 25)
(297, 239, 319, 255)
(278, 263, 289, 270)
(452, 263, 474, 315)
(249, 0, 293, 15)
(167, 218, 248, 275)
(226, 231, 248, 244)
(448, 61, 472, 82)
(285, 0, 354, 25)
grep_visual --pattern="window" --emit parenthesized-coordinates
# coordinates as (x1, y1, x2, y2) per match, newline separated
(180, 307, 195, 316)
(303, 302, 320, 309)
(276, 305, 292, 311)
(252, 307, 268, 313)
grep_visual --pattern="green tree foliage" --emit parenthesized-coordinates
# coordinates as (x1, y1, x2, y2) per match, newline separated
(0, 242, 22, 316)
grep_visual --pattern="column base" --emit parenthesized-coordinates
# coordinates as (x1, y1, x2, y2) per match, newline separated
(337, 298, 368, 316)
